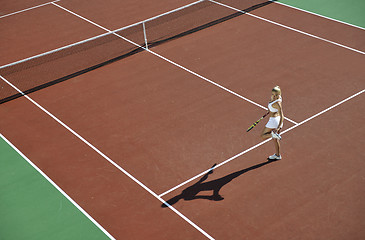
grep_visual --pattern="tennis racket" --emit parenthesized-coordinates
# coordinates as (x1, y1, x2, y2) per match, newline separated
(246, 112, 269, 132)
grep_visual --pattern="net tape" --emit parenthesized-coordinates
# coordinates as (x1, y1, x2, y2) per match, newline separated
(0, 0, 273, 104)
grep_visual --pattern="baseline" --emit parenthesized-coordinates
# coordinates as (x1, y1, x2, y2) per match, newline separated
(159, 89, 364, 197)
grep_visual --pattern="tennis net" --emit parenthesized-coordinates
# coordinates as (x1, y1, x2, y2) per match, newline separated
(0, 0, 273, 104)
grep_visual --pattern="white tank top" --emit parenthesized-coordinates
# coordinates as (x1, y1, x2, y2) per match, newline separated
(268, 97, 282, 113)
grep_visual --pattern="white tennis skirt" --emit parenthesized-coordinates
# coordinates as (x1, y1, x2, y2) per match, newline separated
(265, 116, 283, 129)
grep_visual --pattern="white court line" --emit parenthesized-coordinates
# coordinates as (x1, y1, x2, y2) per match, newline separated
(0, 133, 116, 240)
(0, 74, 215, 240)
(272, 1, 365, 31)
(159, 89, 365, 197)
(0, 0, 60, 19)
(209, 0, 365, 55)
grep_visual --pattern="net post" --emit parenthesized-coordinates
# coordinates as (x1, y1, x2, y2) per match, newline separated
(142, 22, 148, 50)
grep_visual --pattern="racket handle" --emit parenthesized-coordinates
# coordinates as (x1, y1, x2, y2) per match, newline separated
(246, 122, 257, 132)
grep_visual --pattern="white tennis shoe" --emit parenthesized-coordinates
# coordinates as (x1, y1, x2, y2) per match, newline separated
(271, 131, 282, 140)
(268, 154, 282, 160)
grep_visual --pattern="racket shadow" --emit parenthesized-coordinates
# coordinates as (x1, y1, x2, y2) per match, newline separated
(161, 159, 278, 208)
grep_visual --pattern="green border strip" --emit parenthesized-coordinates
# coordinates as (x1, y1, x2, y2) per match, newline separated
(277, 0, 365, 29)
(0, 134, 114, 240)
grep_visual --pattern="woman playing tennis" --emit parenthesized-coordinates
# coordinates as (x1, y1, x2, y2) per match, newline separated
(261, 86, 284, 160)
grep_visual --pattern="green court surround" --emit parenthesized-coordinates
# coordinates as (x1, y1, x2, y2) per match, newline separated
(0, 136, 110, 240)
(279, 0, 365, 28)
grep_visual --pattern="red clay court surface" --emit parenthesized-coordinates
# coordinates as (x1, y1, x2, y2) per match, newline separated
(1, 0, 365, 239)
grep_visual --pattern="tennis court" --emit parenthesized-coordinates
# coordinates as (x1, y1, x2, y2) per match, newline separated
(1, 0, 364, 239)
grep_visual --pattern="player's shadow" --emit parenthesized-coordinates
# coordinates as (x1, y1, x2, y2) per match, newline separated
(161, 159, 278, 208)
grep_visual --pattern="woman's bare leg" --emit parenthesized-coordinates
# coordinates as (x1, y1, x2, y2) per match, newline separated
(261, 127, 275, 140)
(273, 139, 280, 156)
(262, 127, 281, 156)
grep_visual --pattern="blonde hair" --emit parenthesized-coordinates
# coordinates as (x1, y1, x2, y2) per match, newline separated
(272, 86, 282, 96)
